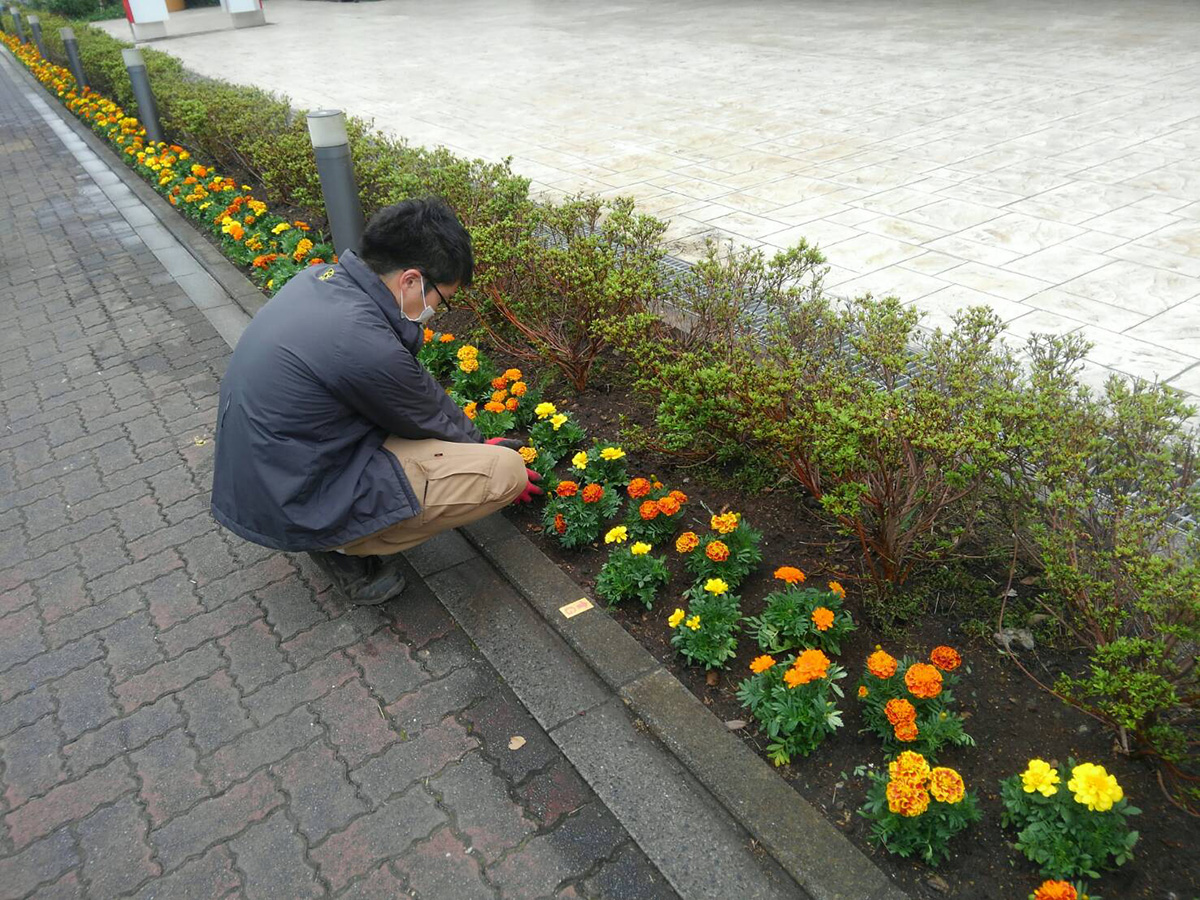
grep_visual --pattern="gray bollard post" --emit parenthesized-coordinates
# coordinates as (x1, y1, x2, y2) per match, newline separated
(306, 110, 365, 256)
(11, 7, 25, 43)
(26, 14, 47, 59)
(121, 48, 164, 145)
(0, 11, 6, 35)
(60, 27, 88, 90)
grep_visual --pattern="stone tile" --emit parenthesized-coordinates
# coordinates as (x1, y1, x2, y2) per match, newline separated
(1024, 289, 1148, 332)
(1058, 260, 1200, 315)
(1005, 246, 1112, 283)
(1106, 241, 1200, 278)
(1075, 325, 1196, 382)
(828, 266, 948, 302)
(898, 251, 964, 276)
(762, 220, 860, 251)
(910, 286, 1030, 333)
(956, 212, 1083, 255)
(901, 197, 1004, 232)
(922, 234, 1023, 267)
(1124, 300, 1200, 358)
(1135, 220, 1200, 258)
(856, 214, 948, 244)
(821, 232, 924, 274)
(1002, 308, 1088, 343)
(1084, 207, 1180, 240)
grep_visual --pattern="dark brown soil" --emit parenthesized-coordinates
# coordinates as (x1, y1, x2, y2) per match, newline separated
(488, 354, 1200, 900)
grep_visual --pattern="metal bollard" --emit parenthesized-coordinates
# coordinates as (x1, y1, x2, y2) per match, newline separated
(26, 13, 47, 59)
(60, 27, 88, 90)
(121, 48, 164, 144)
(0, 11, 6, 35)
(306, 110, 365, 256)
(11, 7, 25, 43)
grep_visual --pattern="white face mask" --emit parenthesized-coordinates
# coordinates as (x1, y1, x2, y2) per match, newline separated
(404, 275, 437, 325)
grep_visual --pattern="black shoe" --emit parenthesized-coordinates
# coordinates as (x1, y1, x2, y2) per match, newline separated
(307, 551, 407, 605)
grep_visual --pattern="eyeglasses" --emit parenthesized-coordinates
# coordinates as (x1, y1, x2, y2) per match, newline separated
(422, 275, 451, 309)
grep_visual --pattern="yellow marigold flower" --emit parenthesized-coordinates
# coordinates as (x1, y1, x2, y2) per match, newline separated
(1021, 759, 1060, 797)
(459, 358, 479, 374)
(705, 540, 730, 562)
(272, 222, 291, 235)
(600, 447, 625, 461)
(930, 645, 962, 671)
(811, 607, 835, 631)
(685, 615, 701, 631)
(904, 663, 943, 699)
(773, 566, 805, 584)
(858, 685, 869, 698)
(668, 608, 685, 628)
(550, 414, 568, 431)
(1068, 763, 1123, 812)
(828, 580, 846, 598)
(928, 767, 965, 804)
(710, 512, 740, 534)
(749, 655, 776, 674)
(292, 238, 314, 263)
(1032, 880, 1077, 900)
(484, 401, 506, 414)
(518, 446, 537, 464)
(572, 451, 589, 470)
(511, 381, 527, 396)
(605, 526, 628, 545)
(630, 542, 651, 556)
(456, 344, 479, 361)
(535, 402, 557, 418)
(888, 751, 931, 784)
(675, 532, 699, 554)
(503, 368, 522, 382)
(704, 578, 729, 595)
(463, 401, 477, 420)
(866, 649, 898, 679)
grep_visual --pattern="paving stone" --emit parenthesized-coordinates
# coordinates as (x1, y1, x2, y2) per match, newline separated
(394, 825, 494, 900)
(127, 845, 241, 900)
(336, 862, 409, 900)
(272, 740, 367, 843)
(517, 757, 594, 829)
(312, 678, 398, 767)
(78, 796, 161, 896)
(0, 683, 55, 739)
(347, 630, 427, 704)
(256, 574, 326, 641)
(99, 611, 163, 680)
(51, 659, 120, 740)
(219, 619, 290, 694)
(62, 694, 182, 776)
(228, 809, 323, 899)
(386, 666, 498, 735)
(130, 728, 212, 826)
(0, 828, 80, 898)
(1, 635, 103, 703)
(5, 757, 135, 850)
(242, 652, 356, 727)
(462, 687, 561, 783)
(206, 704, 322, 791)
(177, 669, 252, 754)
(1, 715, 68, 807)
(158, 594, 259, 658)
(351, 717, 479, 806)
(430, 749, 534, 861)
(582, 842, 679, 900)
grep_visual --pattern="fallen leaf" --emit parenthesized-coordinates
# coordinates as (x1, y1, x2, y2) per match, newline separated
(725, 719, 746, 731)
(508, 736, 526, 751)
(705, 671, 719, 687)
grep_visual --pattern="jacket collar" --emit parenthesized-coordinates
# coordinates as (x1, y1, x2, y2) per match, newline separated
(338, 250, 423, 355)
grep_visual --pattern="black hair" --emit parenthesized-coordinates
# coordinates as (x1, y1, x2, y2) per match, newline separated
(359, 197, 474, 287)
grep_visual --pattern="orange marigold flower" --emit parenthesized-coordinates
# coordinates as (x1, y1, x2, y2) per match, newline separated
(503, 368, 522, 382)
(511, 381, 528, 397)
(866, 649, 898, 679)
(556, 481, 579, 498)
(885, 778, 930, 817)
(929, 646, 962, 672)
(711, 512, 740, 534)
(858, 685, 869, 698)
(251, 253, 278, 269)
(424, 327, 434, 343)
(888, 751, 931, 784)
(506, 397, 519, 412)
(657, 496, 681, 516)
(705, 541, 730, 562)
(784, 649, 830, 687)
(484, 401, 506, 414)
(928, 767, 965, 804)
(309, 258, 325, 266)
(828, 580, 846, 598)
(553, 513, 567, 535)
(1032, 881, 1077, 900)
(675, 532, 699, 553)
(811, 606, 835, 631)
(627, 478, 652, 499)
(884, 698, 917, 726)
(639, 499, 660, 521)
(749, 655, 776, 674)
(894, 720, 920, 743)
(491, 376, 508, 390)
(904, 663, 943, 700)
(491, 389, 508, 404)
(463, 402, 477, 420)
(668, 489, 688, 505)
(582, 484, 604, 504)
(439, 333, 455, 343)
(773, 566, 806, 584)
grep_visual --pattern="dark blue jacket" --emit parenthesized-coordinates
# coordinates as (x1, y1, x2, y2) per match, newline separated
(210, 251, 481, 551)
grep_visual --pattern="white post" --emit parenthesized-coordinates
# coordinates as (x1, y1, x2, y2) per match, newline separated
(125, 0, 169, 41)
(225, 0, 265, 29)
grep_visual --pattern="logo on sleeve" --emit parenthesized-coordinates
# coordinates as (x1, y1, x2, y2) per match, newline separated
(318, 267, 336, 281)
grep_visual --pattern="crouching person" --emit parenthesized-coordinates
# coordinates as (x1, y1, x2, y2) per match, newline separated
(210, 198, 541, 604)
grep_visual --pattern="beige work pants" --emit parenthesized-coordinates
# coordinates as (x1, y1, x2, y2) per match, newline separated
(339, 437, 527, 556)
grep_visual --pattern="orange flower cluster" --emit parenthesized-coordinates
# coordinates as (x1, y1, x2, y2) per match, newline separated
(658, 495, 682, 516)
(884, 752, 965, 817)
(749, 655, 776, 674)
(904, 663, 943, 699)
(556, 481, 579, 498)
(675, 532, 699, 553)
(627, 477, 652, 499)
(928, 767, 966, 804)
(929, 645, 961, 672)
(773, 566, 805, 584)
(885, 697, 919, 742)
(828, 581, 846, 598)
(484, 401, 506, 414)
(811, 606, 835, 631)
(705, 541, 730, 562)
(582, 484, 604, 504)
(1032, 881, 1077, 900)
(710, 512, 740, 534)
(782, 649, 830, 688)
(553, 513, 567, 535)
(866, 649, 898, 679)
(639, 499, 660, 520)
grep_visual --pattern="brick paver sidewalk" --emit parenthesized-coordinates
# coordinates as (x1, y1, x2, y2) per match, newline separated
(0, 61, 676, 900)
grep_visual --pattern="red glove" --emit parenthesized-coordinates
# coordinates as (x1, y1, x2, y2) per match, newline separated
(513, 468, 543, 504)
(486, 437, 524, 451)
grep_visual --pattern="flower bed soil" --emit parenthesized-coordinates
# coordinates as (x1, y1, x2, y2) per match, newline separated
(497, 371, 1200, 900)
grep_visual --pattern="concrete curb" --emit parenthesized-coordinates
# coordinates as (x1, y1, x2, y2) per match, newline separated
(455, 515, 908, 900)
(9, 48, 906, 900)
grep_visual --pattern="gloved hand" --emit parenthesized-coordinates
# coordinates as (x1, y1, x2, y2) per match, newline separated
(486, 437, 525, 452)
(513, 468, 543, 504)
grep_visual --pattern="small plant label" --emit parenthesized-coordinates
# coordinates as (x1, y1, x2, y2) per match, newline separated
(559, 598, 593, 619)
